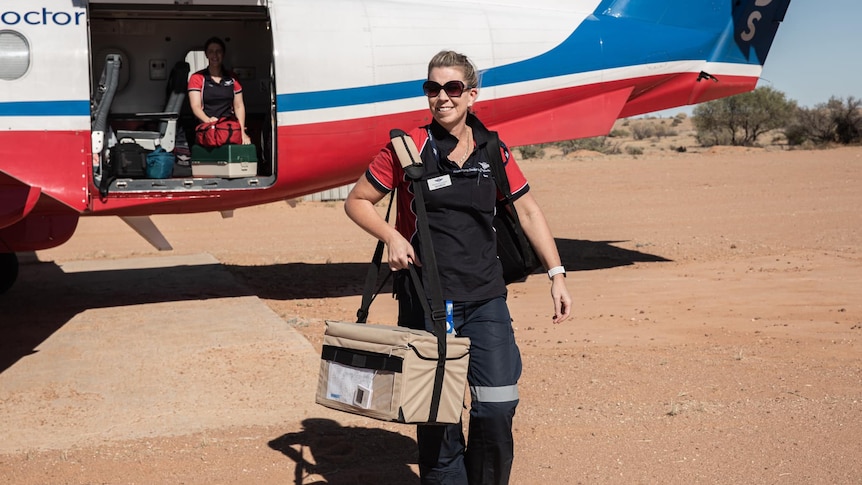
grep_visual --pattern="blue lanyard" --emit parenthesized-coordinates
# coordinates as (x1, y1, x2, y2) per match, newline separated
(445, 300, 454, 334)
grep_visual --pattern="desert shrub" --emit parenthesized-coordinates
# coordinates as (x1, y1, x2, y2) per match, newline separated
(625, 146, 644, 156)
(783, 124, 808, 146)
(786, 97, 862, 146)
(653, 124, 678, 138)
(631, 122, 655, 140)
(788, 104, 838, 145)
(555, 137, 620, 155)
(604, 142, 622, 155)
(518, 144, 545, 159)
(629, 121, 677, 140)
(696, 128, 733, 147)
(834, 97, 862, 144)
(609, 128, 630, 138)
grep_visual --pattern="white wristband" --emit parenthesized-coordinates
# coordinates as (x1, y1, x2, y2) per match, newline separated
(547, 266, 566, 279)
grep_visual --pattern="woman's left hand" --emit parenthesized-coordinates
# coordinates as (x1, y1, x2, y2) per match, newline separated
(241, 132, 252, 145)
(551, 277, 572, 324)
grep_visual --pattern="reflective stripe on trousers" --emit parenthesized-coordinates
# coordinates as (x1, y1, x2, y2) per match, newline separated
(471, 384, 519, 403)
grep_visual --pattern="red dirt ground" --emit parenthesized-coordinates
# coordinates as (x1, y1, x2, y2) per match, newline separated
(1, 141, 860, 484)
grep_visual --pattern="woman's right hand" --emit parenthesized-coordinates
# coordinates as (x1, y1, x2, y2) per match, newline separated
(345, 176, 420, 271)
(385, 233, 419, 271)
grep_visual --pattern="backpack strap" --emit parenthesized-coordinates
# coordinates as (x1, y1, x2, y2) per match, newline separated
(485, 132, 541, 281)
(484, 131, 512, 199)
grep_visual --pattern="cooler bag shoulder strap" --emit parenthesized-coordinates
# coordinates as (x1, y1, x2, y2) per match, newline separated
(390, 129, 424, 180)
(389, 128, 449, 423)
(388, 129, 446, 329)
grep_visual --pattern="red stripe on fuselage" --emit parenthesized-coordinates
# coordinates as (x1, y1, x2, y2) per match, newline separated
(0, 71, 759, 221)
(279, 71, 760, 191)
(0, 130, 90, 213)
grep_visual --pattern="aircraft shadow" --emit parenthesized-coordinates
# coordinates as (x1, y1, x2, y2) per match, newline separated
(268, 418, 418, 484)
(0, 238, 668, 373)
(0, 258, 260, 373)
(229, 238, 671, 301)
(557, 238, 670, 271)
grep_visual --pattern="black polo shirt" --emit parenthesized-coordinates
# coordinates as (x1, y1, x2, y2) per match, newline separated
(366, 115, 530, 301)
(187, 69, 242, 119)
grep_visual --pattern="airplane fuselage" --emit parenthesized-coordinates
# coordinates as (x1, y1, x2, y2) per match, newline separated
(0, 0, 790, 291)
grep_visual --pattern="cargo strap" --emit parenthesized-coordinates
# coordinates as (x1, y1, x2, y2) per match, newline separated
(356, 191, 394, 324)
(321, 344, 404, 373)
(354, 128, 450, 423)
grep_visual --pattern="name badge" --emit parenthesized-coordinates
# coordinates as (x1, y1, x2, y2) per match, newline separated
(427, 175, 452, 191)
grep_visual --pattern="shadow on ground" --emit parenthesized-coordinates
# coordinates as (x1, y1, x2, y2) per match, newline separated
(268, 418, 418, 485)
(229, 238, 671, 300)
(0, 238, 668, 373)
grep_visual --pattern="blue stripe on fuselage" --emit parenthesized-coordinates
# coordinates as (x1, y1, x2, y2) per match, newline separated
(0, 100, 89, 116)
(282, 81, 421, 112)
(3, 1, 785, 118)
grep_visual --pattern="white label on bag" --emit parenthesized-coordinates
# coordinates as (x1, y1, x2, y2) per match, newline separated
(427, 175, 452, 191)
(326, 362, 375, 406)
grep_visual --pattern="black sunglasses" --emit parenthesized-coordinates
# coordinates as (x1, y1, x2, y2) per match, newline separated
(423, 80, 471, 98)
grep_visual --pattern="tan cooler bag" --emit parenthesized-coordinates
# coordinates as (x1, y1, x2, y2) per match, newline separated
(316, 320, 470, 425)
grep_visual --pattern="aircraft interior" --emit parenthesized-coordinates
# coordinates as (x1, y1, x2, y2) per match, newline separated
(89, 3, 275, 194)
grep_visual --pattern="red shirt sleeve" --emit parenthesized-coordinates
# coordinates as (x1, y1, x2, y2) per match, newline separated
(187, 72, 204, 92)
(499, 141, 529, 200)
(366, 143, 400, 193)
(366, 126, 427, 192)
(366, 139, 420, 242)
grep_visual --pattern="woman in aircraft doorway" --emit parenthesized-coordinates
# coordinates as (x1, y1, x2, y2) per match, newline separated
(188, 36, 252, 145)
(345, 50, 572, 485)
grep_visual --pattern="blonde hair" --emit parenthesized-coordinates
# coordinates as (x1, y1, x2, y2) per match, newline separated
(427, 50, 479, 89)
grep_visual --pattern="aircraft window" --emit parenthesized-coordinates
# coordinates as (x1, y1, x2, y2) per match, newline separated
(0, 30, 30, 80)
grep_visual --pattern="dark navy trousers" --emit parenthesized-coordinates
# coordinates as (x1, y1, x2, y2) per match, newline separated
(397, 278, 522, 485)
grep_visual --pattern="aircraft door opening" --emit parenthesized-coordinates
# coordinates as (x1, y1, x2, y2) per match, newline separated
(87, 3, 275, 201)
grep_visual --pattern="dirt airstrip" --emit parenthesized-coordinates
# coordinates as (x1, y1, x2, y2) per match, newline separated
(1, 123, 860, 484)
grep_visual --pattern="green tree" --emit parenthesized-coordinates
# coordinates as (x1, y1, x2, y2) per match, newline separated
(693, 86, 796, 146)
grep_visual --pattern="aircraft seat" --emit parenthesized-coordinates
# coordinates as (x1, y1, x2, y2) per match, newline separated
(92, 54, 122, 162)
(116, 61, 191, 153)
